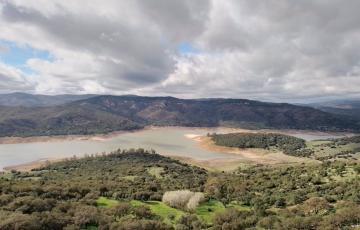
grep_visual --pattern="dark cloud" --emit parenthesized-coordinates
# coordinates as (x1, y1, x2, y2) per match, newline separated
(1, 1, 173, 85)
(136, 0, 210, 42)
(0, 0, 359, 102)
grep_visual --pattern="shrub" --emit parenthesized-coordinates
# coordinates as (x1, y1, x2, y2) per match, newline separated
(162, 190, 205, 211)
(186, 192, 205, 211)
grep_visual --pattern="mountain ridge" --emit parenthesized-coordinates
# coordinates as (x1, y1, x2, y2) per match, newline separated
(0, 92, 97, 107)
(0, 94, 359, 137)
(308, 99, 360, 121)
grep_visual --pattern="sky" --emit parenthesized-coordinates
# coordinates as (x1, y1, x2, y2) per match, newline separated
(0, 0, 360, 103)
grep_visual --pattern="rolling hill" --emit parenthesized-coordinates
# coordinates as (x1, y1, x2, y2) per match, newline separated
(0, 92, 96, 107)
(0, 95, 359, 137)
(308, 99, 360, 121)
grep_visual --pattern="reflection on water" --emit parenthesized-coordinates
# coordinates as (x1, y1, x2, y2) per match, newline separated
(0, 127, 348, 170)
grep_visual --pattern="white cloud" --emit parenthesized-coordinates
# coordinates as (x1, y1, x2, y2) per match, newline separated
(0, 62, 35, 92)
(0, 0, 360, 102)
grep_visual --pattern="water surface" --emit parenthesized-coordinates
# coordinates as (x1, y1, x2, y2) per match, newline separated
(0, 127, 347, 170)
(0, 128, 233, 170)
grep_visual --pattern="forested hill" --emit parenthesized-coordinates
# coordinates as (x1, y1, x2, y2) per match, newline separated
(308, 99, 360, 121)
(1, 149, 360, 229)
(0, 92, 96, 107)
(210, 133, 311, 157)
(0, 95, 359, 137)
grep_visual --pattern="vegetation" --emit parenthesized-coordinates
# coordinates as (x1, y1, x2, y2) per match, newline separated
(97, 197, 119, 207)
(130, 200, 185, 225)
(0, 92, 95, 107)
(0, 149, 207, 229)
(1, 149, 360, 229)
(1, 95, 359, 137)
(210, 133, 360, 160)
(331, 135, 360, 145)
(195, 200, 226, 224)
(210, 132, 313, 157)
(308, 135, 360, 161)
(312, 100, 360, 121)
(162, 190, 205, 211)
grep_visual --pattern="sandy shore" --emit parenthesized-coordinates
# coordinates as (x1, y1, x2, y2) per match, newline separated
(186, 135, 318, 167)
(3, 158, 60, 172)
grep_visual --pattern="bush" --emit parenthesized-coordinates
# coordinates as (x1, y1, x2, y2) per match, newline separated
(186, 193, 206, 211)
(213, 208, 256, 230)
(175, 214, 206, 230)
(0, 213, 41, 230)
(162, 190, 205, 211)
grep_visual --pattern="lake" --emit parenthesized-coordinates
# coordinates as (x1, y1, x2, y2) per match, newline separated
(0, 127, 348, 170)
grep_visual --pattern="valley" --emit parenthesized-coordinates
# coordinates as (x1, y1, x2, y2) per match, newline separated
(2, 1, 360, 228)
(0, 94, 360, 230)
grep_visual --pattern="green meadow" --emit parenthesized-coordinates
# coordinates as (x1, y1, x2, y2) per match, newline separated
(96, 197, 250, 225)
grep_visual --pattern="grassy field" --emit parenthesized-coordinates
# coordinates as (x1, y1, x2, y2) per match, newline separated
(96, 197, 184, 225)
(306, 140, 332, 148)
(96, 197, 252, 225)
(327, 166, 358, 182)
(307, 140, 360, 159)
(131, 200, 185, 225)
(195, 200, 226, 223)
(147, 166, 164, 178)
(227, 201, 252, 211)
(122, 175, 137, 181)
(195, 200, 252, 224)
(96, 197, 119, 207)
(0, 172, 13, 180)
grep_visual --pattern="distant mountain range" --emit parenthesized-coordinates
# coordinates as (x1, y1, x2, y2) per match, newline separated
(0, 93, 359, 137)
(308, 99, 360, 121)
(0, 92, 96, 107)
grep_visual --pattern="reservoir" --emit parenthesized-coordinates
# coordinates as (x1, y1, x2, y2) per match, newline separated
(0, 127, 347, 170)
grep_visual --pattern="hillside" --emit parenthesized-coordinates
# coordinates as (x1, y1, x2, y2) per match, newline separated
(309, 99, 360, 121)
(1, 149, 359, 229)
(0, 95, 359, 137)
(0, 92, 96, 107)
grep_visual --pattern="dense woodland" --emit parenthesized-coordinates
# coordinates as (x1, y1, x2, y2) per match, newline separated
(210, 133, 314, 157)
(0, 149, 360, 229)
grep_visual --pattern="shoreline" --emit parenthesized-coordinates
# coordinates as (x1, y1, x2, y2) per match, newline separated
(190, 136, 319, 165)
(0, 126, 216, 145)
(0, 125, 353, 145)
(0, 126, 347, 171)
(4, 132, 320, 172)
(0, 128, 150, 145)
(3, 158, 60, 172)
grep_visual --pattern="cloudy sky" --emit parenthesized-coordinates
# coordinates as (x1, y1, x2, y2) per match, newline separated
(0, 0, 360, 102)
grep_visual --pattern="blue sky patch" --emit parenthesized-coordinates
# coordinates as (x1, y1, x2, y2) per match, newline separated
(177, 42, 200, 55)
(0, 40, 53, 74)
